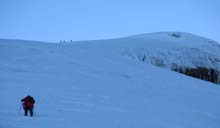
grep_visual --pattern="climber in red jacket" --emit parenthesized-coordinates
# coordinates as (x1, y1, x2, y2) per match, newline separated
(21, 95, 35, 116)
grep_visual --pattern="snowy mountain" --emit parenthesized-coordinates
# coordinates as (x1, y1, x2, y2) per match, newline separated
(0, 32, 220, 128)
(118, 32, 220, 84)
(125, 32, 220, 69)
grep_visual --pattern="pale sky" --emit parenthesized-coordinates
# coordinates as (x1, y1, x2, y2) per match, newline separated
(0, 0, 220, 42)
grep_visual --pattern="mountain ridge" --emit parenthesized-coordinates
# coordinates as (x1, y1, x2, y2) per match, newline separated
(0, 32, 220, 128)
(1, 32, 220, 83)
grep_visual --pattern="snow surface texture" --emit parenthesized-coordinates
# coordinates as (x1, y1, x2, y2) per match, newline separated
(123, 32, 220, 71)
(0, 32, 220, 128)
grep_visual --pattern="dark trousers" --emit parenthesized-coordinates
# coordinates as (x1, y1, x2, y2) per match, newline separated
(24, 107, 33, 116)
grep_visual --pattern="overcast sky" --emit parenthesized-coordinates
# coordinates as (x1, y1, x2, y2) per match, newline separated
(0, 0, 219, 42)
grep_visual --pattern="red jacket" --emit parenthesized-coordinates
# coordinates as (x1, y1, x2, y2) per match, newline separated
(21, 96, 35, 108)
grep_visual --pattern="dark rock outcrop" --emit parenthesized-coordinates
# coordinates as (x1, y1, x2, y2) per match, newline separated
(172, 64, 220, 84)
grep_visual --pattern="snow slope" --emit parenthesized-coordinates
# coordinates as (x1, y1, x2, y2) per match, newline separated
(122, 32, 220, 70)
(0, 33, 220, 128)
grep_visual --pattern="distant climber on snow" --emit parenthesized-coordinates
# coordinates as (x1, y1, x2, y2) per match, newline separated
(21, 95, 35, 116)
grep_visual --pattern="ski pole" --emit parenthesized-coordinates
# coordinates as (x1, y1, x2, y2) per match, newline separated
(33, 106, 37, 116)
(18, 102, 22, 115)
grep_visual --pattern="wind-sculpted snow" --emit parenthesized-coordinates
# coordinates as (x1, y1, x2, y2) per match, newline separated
(0, 32, 220, 128)
(123, 32, 220, 70)
(117, 32, 220, 83)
